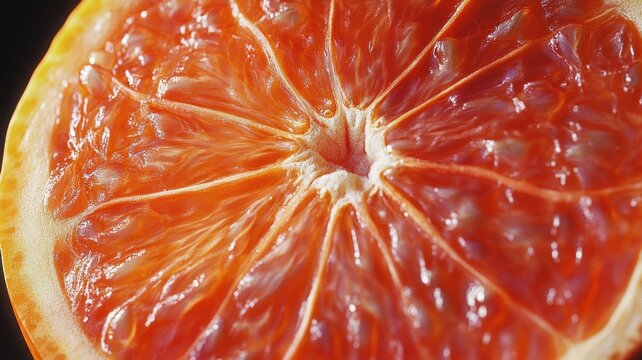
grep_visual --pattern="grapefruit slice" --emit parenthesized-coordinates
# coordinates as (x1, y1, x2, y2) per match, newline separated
(2, 0, 642, 358)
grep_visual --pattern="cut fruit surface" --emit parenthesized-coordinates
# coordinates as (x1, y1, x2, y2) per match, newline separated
(2, 0, 642, 359)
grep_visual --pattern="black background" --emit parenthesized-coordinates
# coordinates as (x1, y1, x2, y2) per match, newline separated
(0, 1, 80, 359)
(0, 2, 642, 360)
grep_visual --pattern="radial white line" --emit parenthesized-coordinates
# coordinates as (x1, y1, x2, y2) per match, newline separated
(283, 203, 344, 360)
(354, 202, 430, 358)
(397, 156, 633, 202)
(354, 202, 404, 288)
(368, 0, 473, 111)
(112, 77, 301, 141)
(379, 181, 571, 345)
(183, 186, 313, 358)
(324, 0, 348, 109)
(383, 7, 617, 133)
(401, 156, 642, 201)
(383, 41, 536, 132)
(68, 163, 288, 224)
(229, 0, 321, 121)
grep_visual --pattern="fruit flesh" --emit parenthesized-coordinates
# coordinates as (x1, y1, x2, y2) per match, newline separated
(46, 0, 642, 358)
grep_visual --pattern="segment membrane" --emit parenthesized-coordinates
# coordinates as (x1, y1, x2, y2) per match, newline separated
(234, 0, 336, 117)
(187, 192, 332, 358)
(100, 0, 312, 132)
(386, 14, 642, 192)
(49, 65, 297, 219)
(384, 166, 642, 339)
(374, 0, 617, 122)
(294, 205, 419, 358)
(331, 0, 465, 107)
(364, 191, 560, 358)
(54, 169, 300, 358)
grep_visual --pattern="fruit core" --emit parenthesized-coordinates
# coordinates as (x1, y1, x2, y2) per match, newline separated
(305, 107, 375, 179)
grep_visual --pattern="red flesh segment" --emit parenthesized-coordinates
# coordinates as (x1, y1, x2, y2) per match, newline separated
(365, 191, 561, 358)
(187, 192, 332, 358)
(331, 0, 465, 108)
(234, 0, 336, 117)
(49, 65, 297, 219)
(374, 0, 618, 122)
(294, 205, 420, 359)
(54, 169, 300, 358)
(378, 6, 642, 337)
(385, 15, 642, 192)
(106, 0, 312, 133)
(384, 166, 642, 339)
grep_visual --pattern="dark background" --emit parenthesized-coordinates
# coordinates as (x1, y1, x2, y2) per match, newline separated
(0, 1, 80, 359)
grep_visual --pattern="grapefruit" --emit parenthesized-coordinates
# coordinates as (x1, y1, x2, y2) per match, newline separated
(2, 0, 642, 358)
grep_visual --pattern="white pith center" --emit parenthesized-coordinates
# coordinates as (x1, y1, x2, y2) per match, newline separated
(312, 107, 370, 176)
(296, 106, 390, 201)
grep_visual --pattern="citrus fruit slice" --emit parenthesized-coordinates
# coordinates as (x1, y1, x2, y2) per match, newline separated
(2, 0, 642, 358)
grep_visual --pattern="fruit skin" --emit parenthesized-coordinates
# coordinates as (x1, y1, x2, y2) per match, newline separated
(1, 0, 642, 359)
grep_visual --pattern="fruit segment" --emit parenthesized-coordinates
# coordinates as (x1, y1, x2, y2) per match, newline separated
(101, 0, 313, 133)
(385, 14, 642, 192)
(373, 0, 620, 122)
(234, 0, 336, 117)
(364, 191, 561, 359)
(49, 65, 298, 219)
(294, 205, 419, 359)
(383, 166, 642, 339)
(330, 0, 465, 108)
(187, 191, 332, 358)
(54, 169, 299, 358)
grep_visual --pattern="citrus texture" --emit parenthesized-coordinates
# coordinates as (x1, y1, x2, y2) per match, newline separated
(2, 0, 642, 359)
